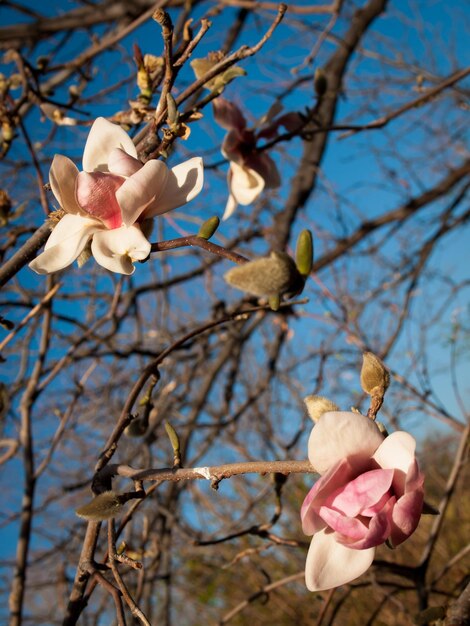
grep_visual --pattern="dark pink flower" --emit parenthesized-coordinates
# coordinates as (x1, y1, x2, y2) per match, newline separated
(301, 411, 424, 591)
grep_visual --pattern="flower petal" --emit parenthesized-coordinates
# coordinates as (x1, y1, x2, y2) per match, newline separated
(108, 148, 143, 177)
(91, 225, 151, 274)
(334, 495, 395, 549)
(373, 431, 416, 475)
(213, 97, 246, 132)
(308, 412, 384, 474)
(229, 162, 265, 206)
(318, 507, 369, 542)
(83, 117, 137, 172)
(116, 160, 169, 226)
(29, 214, 100, 274)
(245, 152, 281, 189)
(49, 155, 84, 215)
(305, 529, 375, 591)
(142, 157, 204, 218)
(76, 171, 124, 229)
(222, 193, 238, 221)
(327, 468, 394, 517)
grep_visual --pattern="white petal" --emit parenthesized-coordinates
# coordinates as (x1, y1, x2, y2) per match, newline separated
(49, 155, 84, 215)
(83, 117, 137, 172)
(309, 412, 384, 474)
(222, 193, 238, 221)
(91, 225, 151, 275)
(143, 157, 204, 217)
(29, 214, 100, 274)
(305, 529, 375, 591)
(116, 160, 169, 226)
(372, 431, 416, 473)
(229, 161, 264, 205)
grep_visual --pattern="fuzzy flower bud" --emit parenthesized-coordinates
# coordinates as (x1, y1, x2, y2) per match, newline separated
(224, 251, 304, 298)
(304, 395, 339, 422)
(75, 491, 123, 521)
(360, 352, 390, 396)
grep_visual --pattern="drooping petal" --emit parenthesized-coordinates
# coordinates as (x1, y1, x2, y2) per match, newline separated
(76, 171, 124, 229)
(213, 97, 246, 132)
(245, 152, 281, 189)
(229, 161, 265, 206)
(142, 157, 204, 218)
(91, 225, 151, 275)
(82, 117, 137, 172)
(390, 463, 424, 546)
(108, 147, 143, 177)
(308, 412, 384, 474)
(222, 192, 238, 221)
(326, 469, 394, 517)
(305, 529, 375, 591)
(49, 155, 84, 215)
(29, 214, 100, 274)
(116, 160, 169, 226)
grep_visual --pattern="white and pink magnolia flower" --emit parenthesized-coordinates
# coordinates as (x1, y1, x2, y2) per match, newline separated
(29, 117, 203, 275)
(301, 411, 424, 591)
(213, 98, 299, 220)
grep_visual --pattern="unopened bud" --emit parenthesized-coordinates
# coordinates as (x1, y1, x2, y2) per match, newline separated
(166, 93, 178, 124)
(76, 491, 123, 521)
(314, 68, 328, 97)
(295, 229, 313, 277)
(304, 395, 339, 422)
(224, 251, 304, 298)
(198, 216, 220, 240)
(165, 421, 180, 455)
(360, 352, 390, 395)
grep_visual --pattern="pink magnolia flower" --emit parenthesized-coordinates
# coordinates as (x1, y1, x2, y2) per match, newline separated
(30, 117, 203, 275)
(301, 411, 424, 591)
(213, 98, 299, 220)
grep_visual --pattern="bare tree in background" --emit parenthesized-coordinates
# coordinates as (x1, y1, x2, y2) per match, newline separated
(0, 1, 468, 625)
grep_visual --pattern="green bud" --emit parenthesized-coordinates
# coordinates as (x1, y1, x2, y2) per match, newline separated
(224, 251, 304, 298)
(360, 352, 390, 395)
(268, 294, 280, 311)
(198, 216, 220, 240)
(166, 93, 179, 124)
(314, 68, 327, 96)
(165, 421, 180, 455)
(304, 395, 339, 422)
(76, 491, 123, 521)
(295, 229, 313, 277)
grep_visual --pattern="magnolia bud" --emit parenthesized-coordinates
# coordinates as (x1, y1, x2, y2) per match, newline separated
(314, 68, 328, 96)
(224, 251, 304, 298)
(304, 395, 339, 422)
(198, 216, 220, 240)
(360, 352, 390, 395)
(295, 229, 313, 277)
(76, 491, 123, 521)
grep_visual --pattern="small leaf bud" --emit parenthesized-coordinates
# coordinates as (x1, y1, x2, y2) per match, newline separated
(295, 229, 313, 277)
(76, 491, 123, 521)
(360, 352, 390, 395)
(198, 216, 220, 240)
(304, 395, 339, 422)
(166, 93, 179, 125)
(314, 68, 328, 97)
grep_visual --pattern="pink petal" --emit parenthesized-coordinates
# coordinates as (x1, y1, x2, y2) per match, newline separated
(319, 507, 369, 542)
(327, 469, 394, 517)
(82, 117, 137, 172)
(49, 155, 85, 215)
(108, 148, 143, 177)
(390, 470, 424, 546)
(29, 214, 101, 274)
(245, 152, 281, 189)
(91, 225, 151, 275)
(337, 496, 395, 550)
(142, 157, 204, 218)
(308, 412, 384, 474)
(305, 529, 375, 591)
(76, 171, 124, 229)
(213, 97, 246, 132)
(116, 160, 169, 226)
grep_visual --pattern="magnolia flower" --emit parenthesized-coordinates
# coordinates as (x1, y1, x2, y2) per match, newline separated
(30, 117, 203, 275)
(301, 411, 424, 591)
(213, 98, 299, 220)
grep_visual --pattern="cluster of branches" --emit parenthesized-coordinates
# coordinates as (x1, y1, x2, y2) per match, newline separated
(0, 1, 468, 625)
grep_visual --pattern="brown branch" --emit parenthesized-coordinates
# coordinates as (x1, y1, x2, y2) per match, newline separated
(149, 234, 249, 264)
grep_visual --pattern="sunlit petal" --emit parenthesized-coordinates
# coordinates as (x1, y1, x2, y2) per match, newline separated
(29, 214, 100, 274)
(116, 160, 169, 226)
(305, 529, 375, 591)
(83, 117, 137, 172)
(49, 154, 84, 215)
(91, 225, 151, 275)
(229, 162, 264, 206)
